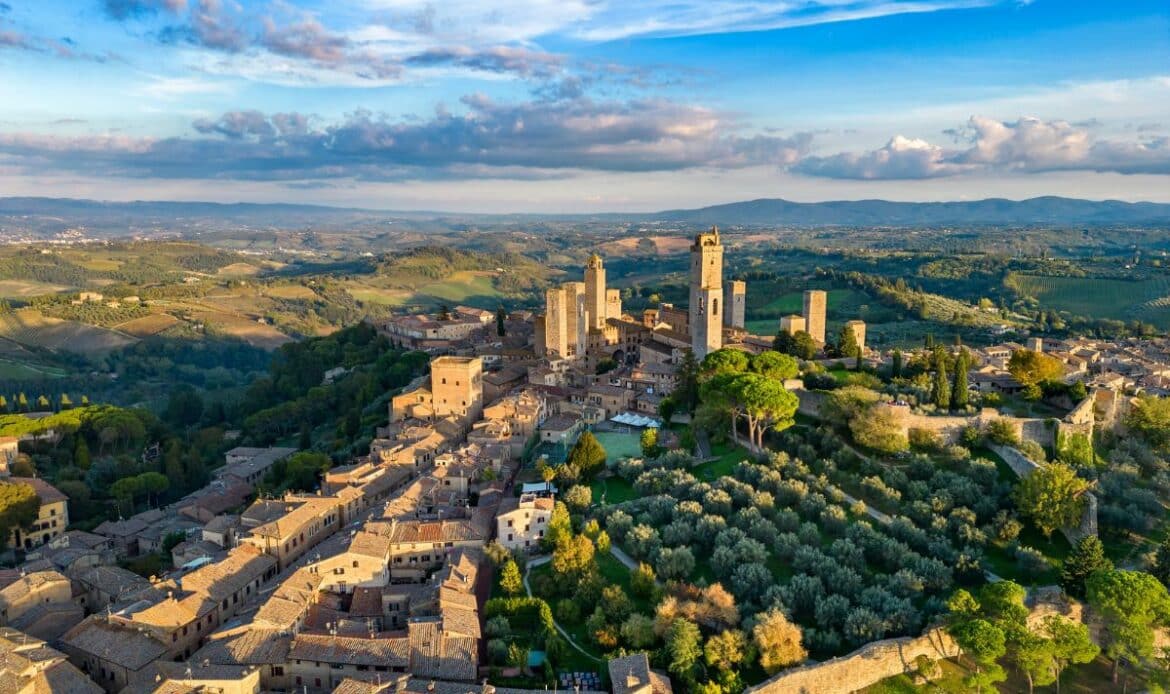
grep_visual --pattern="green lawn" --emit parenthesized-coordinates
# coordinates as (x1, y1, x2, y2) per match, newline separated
(527, 552, 641, 667)
(591, 475, 638, 505)
(693, 442, 749, 479)
(593, 430, 644, 463)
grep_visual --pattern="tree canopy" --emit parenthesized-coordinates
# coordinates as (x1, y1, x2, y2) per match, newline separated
(1013, 463, 1089, 539)
(0, 482, 40, 550)
(1086, 569, 1170, 683)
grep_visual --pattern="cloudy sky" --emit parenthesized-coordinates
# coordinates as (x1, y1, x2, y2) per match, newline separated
(0, 0, 1167, 212)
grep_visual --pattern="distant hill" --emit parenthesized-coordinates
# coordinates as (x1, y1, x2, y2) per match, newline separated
(2, 195, 1169, 236)
(651, 196, 1170, 226)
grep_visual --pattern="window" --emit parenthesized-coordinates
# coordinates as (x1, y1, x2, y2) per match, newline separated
(273, 667, 284, 677)
(353, 560, 359, 568)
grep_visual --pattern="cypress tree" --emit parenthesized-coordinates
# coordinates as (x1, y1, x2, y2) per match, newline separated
(933, 358, 951, 409)
(891, 350, 903, 379)
(952, 351, 970, 409)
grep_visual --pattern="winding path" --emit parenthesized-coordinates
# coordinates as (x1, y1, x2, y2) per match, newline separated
(522, 556, 603, 663)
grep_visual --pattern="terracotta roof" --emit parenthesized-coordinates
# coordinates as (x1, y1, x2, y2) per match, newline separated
(179, 544, 276, 603)
(69, 565, 151, 599)
(10, 477, 67, 505)
(193, 625, 292, 666)
(61, 616, 169, 671)
(289, 633, 409, 668)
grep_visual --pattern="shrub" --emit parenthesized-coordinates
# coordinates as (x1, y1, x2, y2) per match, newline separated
(985, 419, 1019, 446)
(1014, 544, 1050, 575)
(909, 428, 943, 452)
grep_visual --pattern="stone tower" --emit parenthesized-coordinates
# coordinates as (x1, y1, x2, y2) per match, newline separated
(689, 226, 724, 359)
(723, 280, 746, 329)
(543, 286, 569, 358)
(563, 281, 587, 358)
(430, 356, 483, 425)
(803, 289, 827, 345)
(585, 254, 607, 331)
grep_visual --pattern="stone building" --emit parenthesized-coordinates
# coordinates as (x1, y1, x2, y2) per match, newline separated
(496, 493, 553, 551)
(846, 319, 867, 353)
(803, 289, 827, 345)
(430, 356, 484, 426)
(779, 314, 806, 336)
(10, 477, 69, 550)
(723, 279, 746, 330)
(689, 226, 724, 359)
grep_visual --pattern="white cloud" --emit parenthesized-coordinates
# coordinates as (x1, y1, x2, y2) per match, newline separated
(796, 115, 1170, 179)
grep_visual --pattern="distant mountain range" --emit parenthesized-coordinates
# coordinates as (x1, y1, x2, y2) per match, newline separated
(1, 195, 1168, 236)
(652, 196, 1170, 226)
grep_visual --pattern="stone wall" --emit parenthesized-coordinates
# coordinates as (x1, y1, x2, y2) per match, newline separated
(989, 444, 1098, 543)
(747, 590, 1094, 694)
(745, 628, 958, 694)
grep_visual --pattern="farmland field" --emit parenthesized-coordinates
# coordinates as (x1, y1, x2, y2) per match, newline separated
(0, 279, 72, 297)
(0, 358, 67, 380)
(114, 313, 181, 337)
(757, 288, 868, 314)
(1006, 273, 1170, 327)
(0, 309, 136, 353)
(264, 284, 318, 300)
(346, 270, 505, 308)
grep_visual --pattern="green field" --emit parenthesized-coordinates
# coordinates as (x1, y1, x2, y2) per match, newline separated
(0, 358, 67, 379)
(0, 279, 72, 297)
(1007, 273, 1170, 327)
(592, 430, 643, 462)
(758, 288, 868, 314)
(346, 271, 504, 308)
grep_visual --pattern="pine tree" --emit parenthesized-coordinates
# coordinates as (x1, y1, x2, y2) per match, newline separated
(952, 350, 970, 409)
(933, 357, 951, 409)
(1062, 535, 1112, 598)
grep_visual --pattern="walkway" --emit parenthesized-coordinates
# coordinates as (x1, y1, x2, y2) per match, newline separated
(608, 545, 638, 572)
(522, 556, 603, 663)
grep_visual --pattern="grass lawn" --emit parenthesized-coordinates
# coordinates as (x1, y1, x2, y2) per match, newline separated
(694, 442, 749, 479)
(591, 475, 638, 505)
(593, 430, 644, 463)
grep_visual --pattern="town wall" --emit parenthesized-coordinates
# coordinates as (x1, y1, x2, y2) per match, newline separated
(747, 590, 1094, 694)
(745, 628, 958, 694)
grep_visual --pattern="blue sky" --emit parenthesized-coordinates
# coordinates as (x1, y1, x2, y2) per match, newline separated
(0, 0, 1167, 211)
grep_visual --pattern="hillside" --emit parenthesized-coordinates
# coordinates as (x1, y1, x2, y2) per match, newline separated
(4, 196, 1170, 237)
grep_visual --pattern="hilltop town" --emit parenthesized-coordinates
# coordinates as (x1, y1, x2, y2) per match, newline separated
(0, 224, 1167, 694)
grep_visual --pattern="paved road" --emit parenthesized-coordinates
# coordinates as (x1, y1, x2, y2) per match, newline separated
(523, 556, 603, 663)
(607, 545, 638, 571)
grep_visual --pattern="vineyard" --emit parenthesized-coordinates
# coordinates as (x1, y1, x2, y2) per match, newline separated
(1006, 273, 1170, 326)
(0, 309, 136, 354)
(114, 313, 182, 337)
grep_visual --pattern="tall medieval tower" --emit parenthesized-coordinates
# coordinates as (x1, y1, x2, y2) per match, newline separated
(689, 226, 724, 359)
(585, 254, 607, 331)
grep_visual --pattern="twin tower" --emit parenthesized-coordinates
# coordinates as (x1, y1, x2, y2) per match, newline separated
(690, 226, 745, 359)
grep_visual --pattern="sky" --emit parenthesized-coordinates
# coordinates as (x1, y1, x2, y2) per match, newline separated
(0, 0, 1167, 212)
